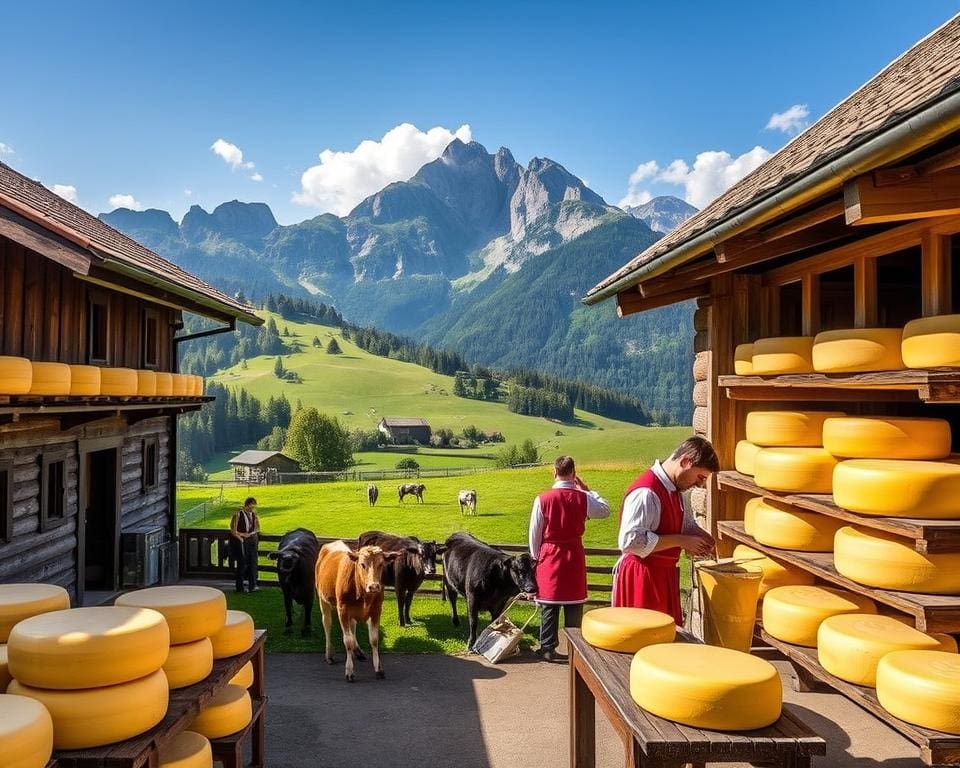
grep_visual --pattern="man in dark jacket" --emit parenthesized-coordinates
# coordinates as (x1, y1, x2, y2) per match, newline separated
(230, 496, 260, 592)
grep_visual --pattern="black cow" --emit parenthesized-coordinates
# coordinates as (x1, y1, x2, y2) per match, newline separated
(441, 532, 538, 649)
(267, 528, 320, 636)
(357, 530, 440, 627)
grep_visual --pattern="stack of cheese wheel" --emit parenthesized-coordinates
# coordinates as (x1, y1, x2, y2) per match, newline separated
(629, 644, 782, 730)
(746, 411, 842, 494)
(732, 545, 815, 599)
(0, 694, 54, 768)
(190, 684, 252, 740)
(833, 459, 960, 519)
(734, 343, 754, 375)
(902, 314, 960, 368)
(28, 362, 70, 396)
(812, 328, 904, 373)
(749, 497, 844, 552)
(750, 337, 814, 375)
(877, 651, 960, 733)
(581, 607, 675, 652)
(762, 585, 877, 647)
(156, 372, 174, 396)
(158, 730, 213, 768)
(0, 356, 32, 394)
(69, 365, 101, 396)
(6, 606, 170, 749)
(0, 584, 70, 643)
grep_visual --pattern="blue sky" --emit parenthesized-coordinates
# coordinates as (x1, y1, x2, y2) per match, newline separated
(2, 1, 957, 224)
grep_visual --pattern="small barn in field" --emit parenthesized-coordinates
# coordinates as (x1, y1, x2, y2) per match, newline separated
(378, 416, 432, 444)
(228, 450, 301, 483)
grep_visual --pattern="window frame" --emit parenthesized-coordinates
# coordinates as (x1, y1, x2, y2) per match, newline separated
(87, 289, 111, 365)
(141, 437, 159, 493)
(141, 308, 161, 369)
(40, 454, 68, 532)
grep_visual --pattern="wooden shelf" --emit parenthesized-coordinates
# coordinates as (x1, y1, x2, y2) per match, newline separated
(761, 630, 960, 766)
(717, 470, 960, 554)
(717, 521, 960, 633)
(718, 369, 960, 403)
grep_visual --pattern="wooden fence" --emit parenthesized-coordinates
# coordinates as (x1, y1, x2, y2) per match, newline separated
(179, 528, 618, 606)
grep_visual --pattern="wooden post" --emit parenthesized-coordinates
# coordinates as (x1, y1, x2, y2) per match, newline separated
(854, 256, 878, 327)
(922, 232, 953, 316)
(570, 646, 596, 768)
(801, 273, 820, 337)
(707, 275, 737, 540)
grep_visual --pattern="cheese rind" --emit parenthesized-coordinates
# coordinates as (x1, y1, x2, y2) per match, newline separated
(761, 585, 877, 647)
(582, 608, 676, 653)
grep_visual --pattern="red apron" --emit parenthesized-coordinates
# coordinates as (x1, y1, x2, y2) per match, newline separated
(612, 469, 684, 624)
(534, 488, 588, 603)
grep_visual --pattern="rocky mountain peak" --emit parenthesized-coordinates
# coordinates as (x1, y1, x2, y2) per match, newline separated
(625, 195, 697, 234)
(181, 200, 278, 246)
(510, 157, 606, 239)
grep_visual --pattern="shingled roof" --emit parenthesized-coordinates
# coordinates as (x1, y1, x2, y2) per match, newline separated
(587, 14, 960, 302)
(0, 160, 261, 324)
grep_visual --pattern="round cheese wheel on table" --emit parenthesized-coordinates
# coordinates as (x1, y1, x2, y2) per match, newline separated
(163, 637, 214, 689)
(902, 314, 960, 368)
(812, 328, 904, 373)
(230, 661, 254, 689)
(877, 651, 960, 733)
(823, 416, 951, 460)
(834, 526, 960, 594)
(833, 459, 960, 519)
(28, 362, 70, 396)
(115, 586, 226, 644)
(68, 365, 101, 396)
(137, 370, 157, 396)
(159, 730, 212, 768)
(7, 606, 170, 689)
(210, 610, 255, 659)
(155, 372, 174, 396)
(734, 343, 754, 375)
(745, 410, 843, 447)
(171, 374, 191, 397)
(751, 337, 814, 375)
(0, 694, 54, 768)
(754, 448, 837, 493)
(0, 356, 32, 395)
(0, 584, 70, 642)
(818, 613, 941, 686)
(750, 499, 844, 552)
(735, 440, 762, 476)
(629, 644, 782, 730)
(762, 585, 877, 647)
(732, 545, 815, 598)
(100, 367, 138, 396)
(581, 608, 676, 652)
(190, 684, 252, 739)
(0, 644, 10, 691)
(8, 668, 169, 749)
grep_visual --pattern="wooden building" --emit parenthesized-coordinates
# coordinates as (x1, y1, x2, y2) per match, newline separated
(0, 160, 261, 604)
(228, 450, 301, 483)
(586, 17, 960, 764)
(378, 417, 431, 444)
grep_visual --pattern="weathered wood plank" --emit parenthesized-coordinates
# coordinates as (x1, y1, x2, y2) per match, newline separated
(43, 259, 62, 361)
(23, 250, 44, 359)
(4, 242, 24, 356)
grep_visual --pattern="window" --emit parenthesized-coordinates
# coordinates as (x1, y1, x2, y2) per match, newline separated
(142, 438, 159, 492)
(0, 461, 11, 544)
(819, 265, 855, 331)
(88, 291, 110, 364)
(877, 247, 922, 327)
(40, 456, 66, 531)
(778, 281, 803, 336)
(142, 309, 161, 369)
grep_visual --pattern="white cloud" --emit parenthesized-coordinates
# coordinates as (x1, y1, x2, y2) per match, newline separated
(249, 172, 263, 182)
(766, 104, 810, 135)
(109, 193, 143, 211)
(618, 160, 659, 208)
(184, 188, 193, 196)
(0, 142, 13, 157)
(211, 138, 255, 170)
(655, 146, 772, 208)
(52, 184, 78, 204)
(293, 122, 473, 215)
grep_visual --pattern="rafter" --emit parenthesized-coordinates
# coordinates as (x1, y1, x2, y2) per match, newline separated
(845, 167, 960, 225)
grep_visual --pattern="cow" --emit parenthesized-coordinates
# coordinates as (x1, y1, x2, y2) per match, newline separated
(458, 489, 478, 516)
(441, 532, 538, 650)
(398, 483, 426, 504)
(367, 484, 379, 507)
(315, 540, 400, 682)
(267, 528, 320, 636)
(358, 530, 441, 626)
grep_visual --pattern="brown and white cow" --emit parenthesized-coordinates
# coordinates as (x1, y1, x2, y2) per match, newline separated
(315, 540, 400, 682)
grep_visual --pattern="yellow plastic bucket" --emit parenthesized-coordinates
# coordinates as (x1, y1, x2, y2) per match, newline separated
(695, 559, 763, 653)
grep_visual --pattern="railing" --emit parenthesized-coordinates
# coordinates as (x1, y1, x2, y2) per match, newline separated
(178, 528, 618, 606)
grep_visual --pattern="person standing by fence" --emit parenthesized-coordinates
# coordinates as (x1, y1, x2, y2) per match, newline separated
(230, 496, 261, 593)
(529, 456, 610, 662)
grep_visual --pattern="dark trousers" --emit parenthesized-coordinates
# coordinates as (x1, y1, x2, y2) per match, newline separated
(539, 603, 584, 651)
(234, 537, 259, 591)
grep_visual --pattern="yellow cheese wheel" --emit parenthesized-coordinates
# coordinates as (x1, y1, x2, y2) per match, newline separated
(163, 638, 214, 690)
(884, 614, 958, 653)
(68, 365, 101, 396)
(833, 459, 960, 519)
(0, 694, 54, 768)
(137, 369, 158, 396)
(732, 545, 816, 598)
(902, 314, 960, 369)
(28, 362, 70, 396)
(877, 651, 960, 733)
(0, 356, 32, 395)
(754, 448, 837, 493)
(812, 328, 904, 373)
(745, 410, 843, 447)
(8, 606, 170, 689)
(190, 684, 252, 739)
(734, 343, 754, 375)
(750, 499, 844, 552)
(0, 584, 70, 643)
(8, 668, 169, 749)
(115, 586, 226, 644)
(743, 497, 763, 536)
(0, 644, 10, 691)
(159, 730, 212, 768)
(630, 644, 782, 730)
(155, 372, 174, 396)
(834, 526, 960, 594)
(818, 613, 941, 686)
(735, 440, 762, 476)
(762, 585, 877, 647)
(100, 367, 138, 396)
(823, 416, 952, 460)
(581, 608, 676, 652)
(210, 610, 255, 659)
(229, 661, 254, 689)
(191, 376, 204, 397)
(171, 374, 190, 397)
(751, 336, 814, 375)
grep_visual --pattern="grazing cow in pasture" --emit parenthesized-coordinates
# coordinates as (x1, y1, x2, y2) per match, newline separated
(398, 483, 426, 504)
(458, 489, 478, 516)
(268, 528, 320, 636)
(316, 540, 400, 681)
(358, 530, 441, 626)
(367, 484, 379, 507)
(442, 532, 538, 649)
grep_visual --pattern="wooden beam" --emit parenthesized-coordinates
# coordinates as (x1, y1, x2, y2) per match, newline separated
(873, 144, 960, 186)
(715, 217, 852, 265)
(716, 200, 845, 263)
(922, 232, 953, 316)
(853, 256, 877, 328)
(801, 273, 820, 337)
(0, 206, 92, 274)
(845, 168, 960, 225)
(616, 283, 709, 317)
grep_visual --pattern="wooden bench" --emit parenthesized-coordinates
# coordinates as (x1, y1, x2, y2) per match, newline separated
(566, 628, 825, 767)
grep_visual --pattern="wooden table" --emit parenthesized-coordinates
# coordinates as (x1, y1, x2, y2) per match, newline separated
(52, 630, 266, 767)
(566, 629, 825, 767)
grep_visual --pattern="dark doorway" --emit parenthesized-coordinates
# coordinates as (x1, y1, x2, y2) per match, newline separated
(83, 448, 120, 593)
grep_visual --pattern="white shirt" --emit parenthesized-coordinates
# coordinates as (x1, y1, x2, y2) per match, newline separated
(528, 480, 610, 559)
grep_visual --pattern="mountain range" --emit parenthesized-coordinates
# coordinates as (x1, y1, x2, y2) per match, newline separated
(100, 141, 697, 423)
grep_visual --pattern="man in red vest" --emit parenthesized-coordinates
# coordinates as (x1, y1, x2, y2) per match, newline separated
(612, 437, 719, 625)
(529, 455, 610, 662)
